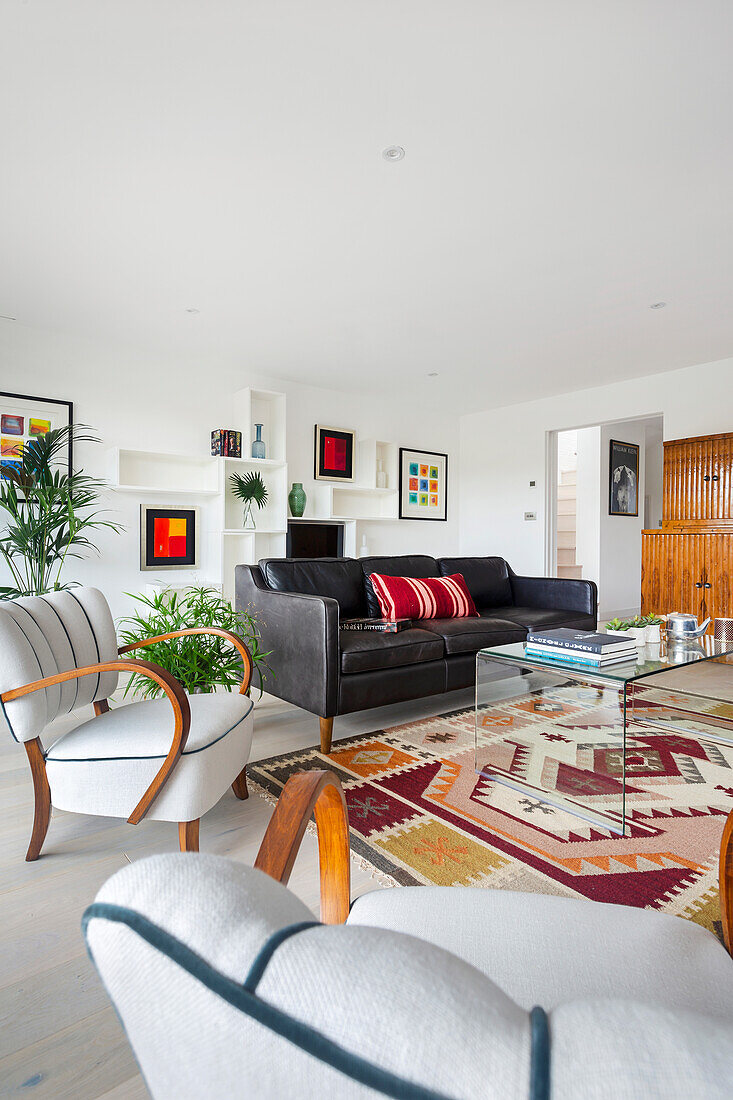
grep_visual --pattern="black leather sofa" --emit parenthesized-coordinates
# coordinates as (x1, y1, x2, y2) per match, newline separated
(235, 554, 597, 752)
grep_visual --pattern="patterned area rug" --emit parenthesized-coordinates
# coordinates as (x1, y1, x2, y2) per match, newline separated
(250, 683, 733, 942)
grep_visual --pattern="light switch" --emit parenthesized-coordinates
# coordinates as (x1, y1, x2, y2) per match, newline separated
(524, 511, 537, 521)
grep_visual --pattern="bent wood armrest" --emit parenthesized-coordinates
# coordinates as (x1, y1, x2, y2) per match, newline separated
(1, 660, 191, 826)
(255, 770, 350, 925)
(721, 804, 733, 956)
(119, 628, 253, 694)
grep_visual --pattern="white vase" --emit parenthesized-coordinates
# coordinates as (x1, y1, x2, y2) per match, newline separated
(376, 459, 388, 489)
(646, 624, 661, 644)
(358, 534, 370, 558)
(628, 627, 647, 648)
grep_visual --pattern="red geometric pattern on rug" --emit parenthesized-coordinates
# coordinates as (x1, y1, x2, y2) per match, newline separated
(249, 691, 733, 942)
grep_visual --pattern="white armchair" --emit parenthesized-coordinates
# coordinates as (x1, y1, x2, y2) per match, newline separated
(84, 772, 733, 1099)
(0, 587, 254, 859)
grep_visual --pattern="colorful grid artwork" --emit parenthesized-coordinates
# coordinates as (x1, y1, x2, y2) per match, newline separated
(399, 447, 448, 520)
(0, 392, 72, 493)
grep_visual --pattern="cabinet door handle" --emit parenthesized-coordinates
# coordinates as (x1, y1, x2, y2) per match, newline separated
(703, 582, 711, 589)
(695, 581, 703, 588)
(704, 475, 711, 482)
(712, 474, 719, 481)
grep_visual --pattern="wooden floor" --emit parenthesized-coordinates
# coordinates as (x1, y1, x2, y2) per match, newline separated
(0, 686, 474, 1099)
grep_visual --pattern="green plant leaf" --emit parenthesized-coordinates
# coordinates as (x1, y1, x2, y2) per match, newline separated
(228, 471, 268, 509)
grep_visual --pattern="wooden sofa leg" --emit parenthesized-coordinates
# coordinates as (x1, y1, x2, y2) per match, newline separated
(25, 738, 51, 862)
(232, 766, 249, 800)
(178, 819, 200, 852)
(319, 717, 334, 755)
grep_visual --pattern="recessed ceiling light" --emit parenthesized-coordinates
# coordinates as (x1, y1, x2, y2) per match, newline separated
(382, 146, 405, 162)
(427, 371, 439, 377)
(185, 307, 200, 314)
(650, 302, 666, 309)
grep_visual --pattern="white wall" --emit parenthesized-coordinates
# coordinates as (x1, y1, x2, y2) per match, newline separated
(0, 321, 461, 618)
(574, 425, 601, 585)
(459, 356, 733, 596)
(598, 420, 646, 620)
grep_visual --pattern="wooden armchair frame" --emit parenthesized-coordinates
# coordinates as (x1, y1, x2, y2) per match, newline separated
(255, 770, 351, 924)
(3, 628, 253, 862)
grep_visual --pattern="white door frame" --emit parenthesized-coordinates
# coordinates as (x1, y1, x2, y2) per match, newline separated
(544, 429, 558, 577)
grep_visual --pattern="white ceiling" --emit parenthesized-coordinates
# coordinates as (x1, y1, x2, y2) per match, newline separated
(1, 1, 732, 412)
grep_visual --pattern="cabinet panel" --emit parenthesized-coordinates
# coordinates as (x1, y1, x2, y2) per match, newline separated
(642, 530, 732, 629)
(663, 432, 733, 525)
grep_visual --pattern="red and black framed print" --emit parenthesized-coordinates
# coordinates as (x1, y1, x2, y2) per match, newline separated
(140, 505, 199, 570)
(399, 447, 448, 520)
(314, 425, 355, 481)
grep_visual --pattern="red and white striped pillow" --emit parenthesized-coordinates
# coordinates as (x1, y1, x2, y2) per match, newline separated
(368, 572, 479, 621)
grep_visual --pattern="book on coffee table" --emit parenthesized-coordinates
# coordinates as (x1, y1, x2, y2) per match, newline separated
(524, 645, 637, 667)
(341, 617, 412, 633)
(526, 628, 635, 655)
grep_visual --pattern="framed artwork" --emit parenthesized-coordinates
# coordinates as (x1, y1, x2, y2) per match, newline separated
(314, 424, 355, 481)
(140, 505, 199, 570)
(399, 447, 448, 521)
(609, 439, 639, 516)
(0, 391, 73, 489)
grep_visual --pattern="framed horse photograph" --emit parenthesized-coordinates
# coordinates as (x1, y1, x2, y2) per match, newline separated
(609, 439, 639, 516)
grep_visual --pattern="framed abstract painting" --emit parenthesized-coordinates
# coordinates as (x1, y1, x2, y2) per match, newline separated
(0, 390, 73, 489)
(140, 505, 199, 570)
(399, 447, 448, 520)
(314, 424, 355, 481)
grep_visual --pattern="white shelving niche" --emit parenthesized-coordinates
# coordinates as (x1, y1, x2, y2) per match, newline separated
(107, 391, 407, 601)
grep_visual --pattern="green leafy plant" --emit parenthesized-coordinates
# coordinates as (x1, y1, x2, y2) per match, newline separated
(118, 585, 271, 697)
(0, 424, 123, 599)
(640, 613, 664, 625)
(606, 618, 633, 631)
(229, 471, 268, 509)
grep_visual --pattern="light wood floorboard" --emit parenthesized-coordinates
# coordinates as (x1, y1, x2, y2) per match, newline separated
(0, 687, 473, 1099)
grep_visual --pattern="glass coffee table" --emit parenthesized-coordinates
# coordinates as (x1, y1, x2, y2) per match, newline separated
(475, 638, 733, 835)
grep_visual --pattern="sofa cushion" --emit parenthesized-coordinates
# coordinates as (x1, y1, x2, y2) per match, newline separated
(339, 628, 444, 673)
(369, 572, 479, 621)
(483, 607, 596, 632)
(420, 616, 526, 655)
(438, 556, 513, 609)
(360, 555, 439, 617)
(259, 557, 367, 618)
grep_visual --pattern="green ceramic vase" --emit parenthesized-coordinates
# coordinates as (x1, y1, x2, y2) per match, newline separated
(288, 482, 307, 517)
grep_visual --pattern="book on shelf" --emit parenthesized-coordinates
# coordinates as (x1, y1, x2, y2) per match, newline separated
(340, 617, 412, 633)
(525, 628, 634, 654)
(524, 645, 636, 667)
(211, 429, 242, 458)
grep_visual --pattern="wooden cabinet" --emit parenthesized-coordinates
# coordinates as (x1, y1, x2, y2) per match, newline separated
(642, 431, 732, 630)
(663, 432, 733, 526)
(641, 530, 732, 623)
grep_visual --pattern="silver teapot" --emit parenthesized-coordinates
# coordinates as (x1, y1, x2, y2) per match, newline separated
(666, 612, 711, 641)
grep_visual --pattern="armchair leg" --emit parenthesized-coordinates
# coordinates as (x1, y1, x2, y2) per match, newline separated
(24, 738, 51, 862)
(319, 716, 334, 755)
(232, 765, 249, 800)
(178, 819, 200, 852)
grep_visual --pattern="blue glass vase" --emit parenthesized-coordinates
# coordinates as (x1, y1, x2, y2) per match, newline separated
(251, 423, 266, 460)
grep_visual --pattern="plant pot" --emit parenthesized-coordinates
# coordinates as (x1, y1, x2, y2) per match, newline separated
(628, 627, 647, 648)
(646, 624, 661, 644)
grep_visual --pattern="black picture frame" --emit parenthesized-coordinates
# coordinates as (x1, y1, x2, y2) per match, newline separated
(0, 391, 73, 496)
(314, 424, 355, 481)
(398, 447, 448, 521)
(140, 505, 200, 570)
(608, 439, 640, 516)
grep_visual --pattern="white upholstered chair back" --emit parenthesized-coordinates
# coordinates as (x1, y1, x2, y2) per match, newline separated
(0, 588, 119, 743)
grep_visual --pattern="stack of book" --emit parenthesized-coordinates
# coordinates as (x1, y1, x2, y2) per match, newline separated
(211, 429, 242, 457)
(341, 617, 412, 634)
(525, 628, 637, 667)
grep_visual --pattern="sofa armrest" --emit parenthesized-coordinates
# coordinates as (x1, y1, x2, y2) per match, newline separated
(235, 565, 340, 717)
(509, 572, 598, 620)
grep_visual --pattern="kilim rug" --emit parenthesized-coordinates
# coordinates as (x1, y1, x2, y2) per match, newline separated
(250, 683, 733, 943)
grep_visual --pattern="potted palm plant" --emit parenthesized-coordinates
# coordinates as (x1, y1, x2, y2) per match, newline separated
(0, 423, 122, 598)
(229, 471, 268, 530)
